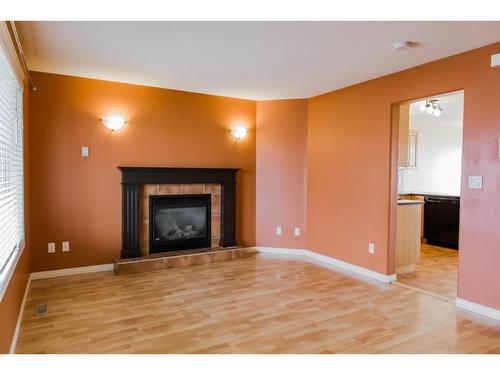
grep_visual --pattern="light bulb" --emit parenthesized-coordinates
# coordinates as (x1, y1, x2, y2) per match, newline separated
(230, 126, 248, 140)
(433, 107, 442, 116)
(426, 105, 434, 114)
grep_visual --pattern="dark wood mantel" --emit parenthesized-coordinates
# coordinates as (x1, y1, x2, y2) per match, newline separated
(118, 167, 239, 259)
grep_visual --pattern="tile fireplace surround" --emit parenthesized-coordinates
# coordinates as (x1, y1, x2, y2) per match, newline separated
(118, 167, 239, 259)
(140, 183, 221, 256)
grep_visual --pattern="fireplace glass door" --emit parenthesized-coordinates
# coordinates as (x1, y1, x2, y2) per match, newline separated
(149, 194, 211, 253)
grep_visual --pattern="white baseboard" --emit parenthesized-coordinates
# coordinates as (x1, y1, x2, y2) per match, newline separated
(30, 263, 114, 280)
(254, 247, 396, 283)
(9, 273, 32, 354)
(456, 298, 500, 321)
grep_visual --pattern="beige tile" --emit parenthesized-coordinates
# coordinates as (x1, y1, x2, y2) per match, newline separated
(212, 251, 233, 263)
(140, 245, 149, 257)
(211, 216, 220, 239)
(158, 184, 181, 195)
(116, 259, 164, 275)
(141, 198, 150, 220)
(189, 253, 212, 266)
(164, 256, 189, 268)
(142, 184, 158, 197)
(181, 184, 204, 194)
(211, 194, 221, 216)
(204, 184, 221, 194)
(141, 220, 149, 247)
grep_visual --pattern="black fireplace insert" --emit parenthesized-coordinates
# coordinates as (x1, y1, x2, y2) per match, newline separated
(149, 194, 211, 253)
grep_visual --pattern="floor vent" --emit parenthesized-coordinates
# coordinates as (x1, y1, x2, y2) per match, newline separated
(35, 303, 48, 316)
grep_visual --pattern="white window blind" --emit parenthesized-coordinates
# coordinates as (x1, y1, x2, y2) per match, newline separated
(0, 42, 24, 273)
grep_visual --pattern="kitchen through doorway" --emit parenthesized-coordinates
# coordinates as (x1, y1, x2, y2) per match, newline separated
(394, 90, 464, 301)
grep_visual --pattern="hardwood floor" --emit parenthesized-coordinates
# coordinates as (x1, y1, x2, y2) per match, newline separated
(16, 253, 500, 354)
(396, 244, 458, 300)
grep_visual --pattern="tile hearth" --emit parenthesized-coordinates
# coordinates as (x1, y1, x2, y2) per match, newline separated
(114, 247, 256, 275)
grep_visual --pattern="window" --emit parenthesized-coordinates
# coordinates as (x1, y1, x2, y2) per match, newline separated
(0, 42, 24, 276)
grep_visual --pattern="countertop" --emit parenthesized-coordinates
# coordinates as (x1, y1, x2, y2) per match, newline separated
(398, 199, 425, 205)
(398, 191, 460, 198)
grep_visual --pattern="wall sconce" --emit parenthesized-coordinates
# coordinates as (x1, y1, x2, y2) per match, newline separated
(101, 116, 126, 131)
(230, 126, 248, 140)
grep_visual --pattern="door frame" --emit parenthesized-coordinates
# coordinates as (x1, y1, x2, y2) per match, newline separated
(387, 89, 464, 285)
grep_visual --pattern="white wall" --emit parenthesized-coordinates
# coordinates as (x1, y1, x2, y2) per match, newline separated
(400, 95, 463, 196)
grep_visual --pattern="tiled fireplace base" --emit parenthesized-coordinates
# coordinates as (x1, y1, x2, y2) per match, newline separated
(114, 247, 256, 275)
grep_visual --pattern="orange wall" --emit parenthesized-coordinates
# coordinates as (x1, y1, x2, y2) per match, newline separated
(0, 80, 31, 353)
(306, 42, 500, 310)
(18, 42, 500, 319)
(256, 100, 308, 248)
(28, 72, 256, 272)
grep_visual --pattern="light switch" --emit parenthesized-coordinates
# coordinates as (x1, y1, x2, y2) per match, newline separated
(368, 243, 375, 254)
(81, 146, 89, 158)
(294, 227, 301, 236)
(275, 226, 282, 236)
(468, 176, 483, 189)
(48, 242, 55, 253)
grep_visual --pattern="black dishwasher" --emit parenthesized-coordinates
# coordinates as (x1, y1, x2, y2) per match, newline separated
(423, 196, 460, 249)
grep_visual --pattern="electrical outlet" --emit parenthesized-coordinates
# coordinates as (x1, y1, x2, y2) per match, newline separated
(62, 241, 70, 252)
(48, 242, 55, 253)
(294, 227, 301, 236)
(276, 226, 282, 236)
(368, 243, 375, 254)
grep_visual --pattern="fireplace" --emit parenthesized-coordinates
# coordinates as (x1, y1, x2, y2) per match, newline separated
(149, 194, 211, 253)
(118, 167, 239, 259)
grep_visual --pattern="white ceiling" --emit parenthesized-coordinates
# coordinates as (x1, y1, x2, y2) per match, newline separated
(410, 91, 464, 127)
(17, 21, 500, 100)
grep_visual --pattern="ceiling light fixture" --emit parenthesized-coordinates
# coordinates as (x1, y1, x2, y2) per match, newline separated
(394, 41, 418, 51)
(419, 99, 442, 117)
(101, 116, 126, 131)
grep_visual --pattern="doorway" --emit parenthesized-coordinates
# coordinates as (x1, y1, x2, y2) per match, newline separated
(391, 90, 464, 301)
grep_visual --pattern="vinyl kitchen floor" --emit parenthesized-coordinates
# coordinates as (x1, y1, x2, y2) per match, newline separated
(396, 244, 459, 301)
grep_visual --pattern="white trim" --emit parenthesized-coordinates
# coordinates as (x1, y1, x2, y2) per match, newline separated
(456, 298, 500, 321)
(0, 244, 24, 303)
(254, 247, 396, 283)
(31, 263, 114, 280)
(9, 273, 31, 354)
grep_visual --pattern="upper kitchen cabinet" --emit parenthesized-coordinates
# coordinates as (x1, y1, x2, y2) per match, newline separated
(396, 103, 418, 169)
(407, 129, 418, 169)
(398, 103, 410, 168)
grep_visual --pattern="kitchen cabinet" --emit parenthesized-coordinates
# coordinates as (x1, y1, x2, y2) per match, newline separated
(407, 130, 418, 169)
(398, 103, 410, 168)
(396, 101, 418, 169)
(396, 201, 424, 273)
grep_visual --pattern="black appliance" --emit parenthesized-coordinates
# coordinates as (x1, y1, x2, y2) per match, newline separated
(423, 195, 460, 249)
